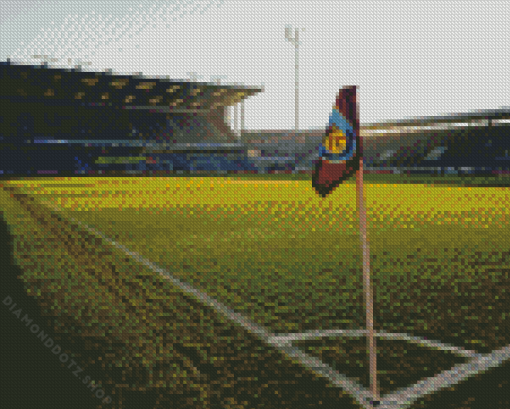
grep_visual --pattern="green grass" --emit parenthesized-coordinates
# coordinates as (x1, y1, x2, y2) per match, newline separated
(4, 175, 507, 351)
(1, 174, 509, 408)
(176, 171, 510, 186)
(42, 207, 508, 353)
(1, 185, 364, 408)
(5, 171, 510, 186)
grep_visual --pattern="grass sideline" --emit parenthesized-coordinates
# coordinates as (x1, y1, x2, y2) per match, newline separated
(1, 174, 509, 408)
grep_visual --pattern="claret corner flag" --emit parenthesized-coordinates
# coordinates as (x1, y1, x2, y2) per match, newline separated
(311, 86, 380, 404)
(312, 86, 361, 197)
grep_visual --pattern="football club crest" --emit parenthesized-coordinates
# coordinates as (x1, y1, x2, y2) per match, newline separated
(312, 86, 361, 197)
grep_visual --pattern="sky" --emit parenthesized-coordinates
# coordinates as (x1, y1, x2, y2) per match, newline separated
(1, 0, 509, 130)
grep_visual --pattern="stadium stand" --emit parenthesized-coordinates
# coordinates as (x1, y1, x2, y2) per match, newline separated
(0, 61, 259, 175)
(241, 113, 509, 176)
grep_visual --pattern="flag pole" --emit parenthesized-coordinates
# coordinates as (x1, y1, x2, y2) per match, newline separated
(356, 157, 379, 404)
(311, 85, 379, 403)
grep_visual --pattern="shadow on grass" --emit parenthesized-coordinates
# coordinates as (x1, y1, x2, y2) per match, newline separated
(0, 212, 107, 409)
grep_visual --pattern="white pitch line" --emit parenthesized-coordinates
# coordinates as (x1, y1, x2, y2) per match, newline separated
(30, 198, 510, 409)
(268, 328, 485, 359)
(268, 329, 509, 408)
(379, 344, 510, 409)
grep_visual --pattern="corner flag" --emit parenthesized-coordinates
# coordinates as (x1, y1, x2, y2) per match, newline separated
(312, 86, 361, 197)
(312, 86, 380, 405)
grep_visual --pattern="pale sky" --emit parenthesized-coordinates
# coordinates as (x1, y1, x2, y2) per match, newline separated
(1, 0, 509, 130)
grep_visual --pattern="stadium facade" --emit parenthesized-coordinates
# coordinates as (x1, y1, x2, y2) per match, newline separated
(1, 60, 509, 177)
(0, 60, 261, 176)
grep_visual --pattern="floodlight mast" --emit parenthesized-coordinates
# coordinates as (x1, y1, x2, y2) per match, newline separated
(285, 26, 305, 134)
(240, 100, 245, 137)
(234, 95, 239, 140)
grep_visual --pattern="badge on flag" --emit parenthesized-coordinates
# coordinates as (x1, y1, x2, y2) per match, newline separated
(312, 86, 362, 197)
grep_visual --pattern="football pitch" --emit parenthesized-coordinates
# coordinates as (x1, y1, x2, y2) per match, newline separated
(1, 174, 509, 408)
